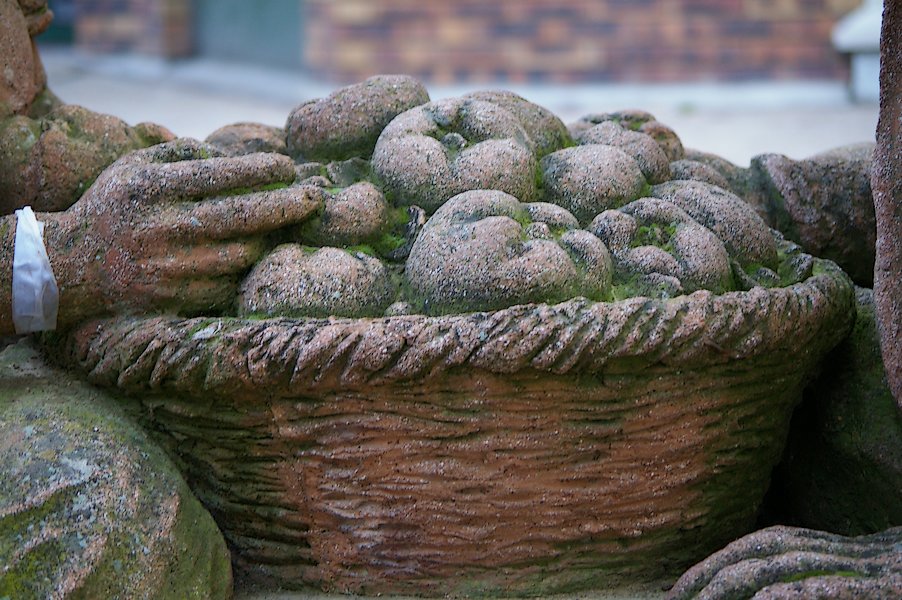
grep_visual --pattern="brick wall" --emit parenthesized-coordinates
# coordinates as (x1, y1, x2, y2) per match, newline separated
(303, 0, 861, 83)
(73, 0, 191, 57)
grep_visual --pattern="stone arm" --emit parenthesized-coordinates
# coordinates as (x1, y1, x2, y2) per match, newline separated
(0, 139, 322, 336)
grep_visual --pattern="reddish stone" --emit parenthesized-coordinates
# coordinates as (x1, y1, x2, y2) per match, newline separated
(873, 0, 902, 411)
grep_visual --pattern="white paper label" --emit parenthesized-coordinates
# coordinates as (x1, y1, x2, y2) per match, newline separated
(12, 207, 59, 334)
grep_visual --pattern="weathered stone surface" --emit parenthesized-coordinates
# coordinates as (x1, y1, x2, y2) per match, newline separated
(523, 201, 580, 231)
(0, 339, 232, 599)
(205, 122, 288, 157)
(297, 182, 393, 248)
(541, 144, 647, 225)
(667, 525, 902, 599)
(872, 0, 902, 410)
(0, 0, 47, 119)
(747, 143, 876, 286)
(681, 149, 748, 193)
(650, 180, 778, 268)
(568, 110, 656, 141)
(570, 112, 684, 163)
(406, 190, 611, 314)
(50, 248, 854, 595)
(285, 75, 429, 161)
(772, 288, 902, 535)
(41, 139, 315, 329)
(463, 90, 572, 157)
(669, 159, 731, 190)
(591, 198, 733, 297)
(372, 97, 538, 212)
(578, 121, 671, 184)
(0, 104, 174, 213)
(239, 245, 398, 318)
(639, 120, 685, 162)
(323, 156, 372, 188)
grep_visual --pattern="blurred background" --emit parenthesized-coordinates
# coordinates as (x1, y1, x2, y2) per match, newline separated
(38, 0, 882, 165)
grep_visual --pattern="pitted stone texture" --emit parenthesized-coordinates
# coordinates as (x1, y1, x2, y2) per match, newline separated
(0, 0, 47, 119)
(873, 2, 902, 410)
(323, 156, 373, 188)
(0, 104, 174, 213)
(748, 143, 876, 286)
(297, 182, 392, 247)
(372, 97, 537, 213)
(650, 180, 778, 268)
(406, 190, 611, 314)
(592, 198, 733, 296)
(577, 121, 671, 184)
(570, 111, 683, 162)
(541, 144, 647, 226)
(0, 340, 231, 600)
(41, 139, 316, 328)
(667, 526, 902, 600)
(568, 109, 656, 141)
(523, 201, 580, 231)
(773, 288, 902, 535)
(285, 75, 429, 161)
(463, 89, 572, 157)
(639, 120, 685, 162)
(49, 254, 854, 595)
(239, 245, 398, 318)
(204, 122, 288, 157)
(669, 159, 731, 190)
(683, 149, 750, 193)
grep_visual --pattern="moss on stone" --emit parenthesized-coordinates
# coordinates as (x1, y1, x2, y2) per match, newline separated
(781, 569, 860, 583)
(0, 341, 232, 600)
(224, 181, 290, 196)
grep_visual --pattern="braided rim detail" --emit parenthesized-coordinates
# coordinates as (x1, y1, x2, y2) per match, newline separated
(54, 258, 854, 397)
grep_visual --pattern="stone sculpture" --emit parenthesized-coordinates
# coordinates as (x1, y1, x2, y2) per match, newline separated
(667, 525, 902, 599)
(0, 0, 173, 215)
(873, 0, 902, 411)
(0, 338, 231, 599)
(771, 288, 902, 535)
(40, 77, 857, 595)
(2, 1, 896, 596)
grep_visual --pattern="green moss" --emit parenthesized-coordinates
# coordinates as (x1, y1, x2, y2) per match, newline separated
(371, 233, 406, 256)
(743, 262, 765, 276)
(75, 175, 97, 198)
(534, 165, 545, 193)
(0, 116, 41, 155)
(345, 244, 376, 257)
(224, 181, 290, 196)
(781, 570, 860, 583)
(631, 222, 678, 253)
(0, 358, 232, 600)
(388, 205, 410, 228)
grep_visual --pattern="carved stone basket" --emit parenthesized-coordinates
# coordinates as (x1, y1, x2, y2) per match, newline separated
(57, 257, 854, 597)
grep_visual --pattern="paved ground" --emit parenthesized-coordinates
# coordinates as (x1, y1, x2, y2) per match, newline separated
(39, 46, 879, 167)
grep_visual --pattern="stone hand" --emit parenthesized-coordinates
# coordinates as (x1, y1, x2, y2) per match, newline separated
(44, 139, 321, 326)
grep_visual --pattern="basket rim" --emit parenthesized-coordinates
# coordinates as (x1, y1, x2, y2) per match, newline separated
(56, 256, 855, 396)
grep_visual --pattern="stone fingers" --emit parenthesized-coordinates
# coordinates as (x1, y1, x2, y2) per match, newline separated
(148, 185, 325, 241)
(139, 152, 298, 204)
(114, 138, 222, 166)
(142, 240, 264, 279)
(154, 277, 240, 315)
(104, 145, 296, 207)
